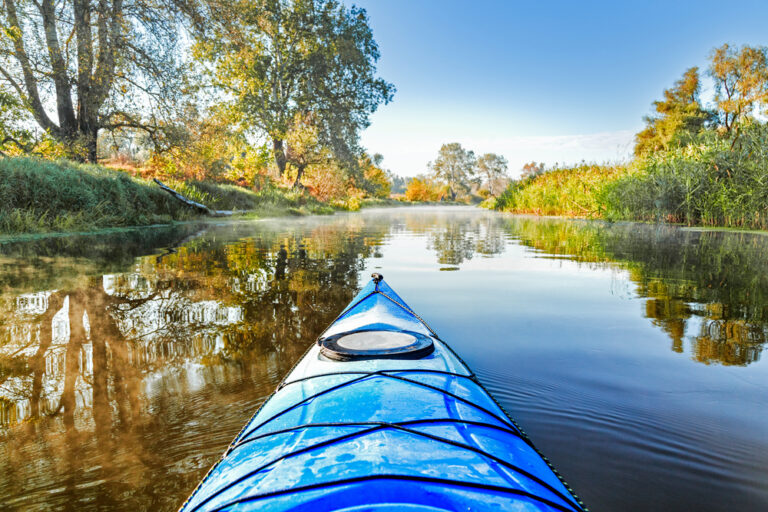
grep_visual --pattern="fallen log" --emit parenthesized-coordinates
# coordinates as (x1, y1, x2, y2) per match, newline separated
(153, 178, 234, 217)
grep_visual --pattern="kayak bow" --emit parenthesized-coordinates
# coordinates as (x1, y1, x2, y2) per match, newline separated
(180, 274, 585, 511)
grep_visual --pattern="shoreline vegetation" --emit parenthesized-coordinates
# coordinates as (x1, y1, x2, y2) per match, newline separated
(0, 157, 335, 235)
(488, 44, 768, 231)
(0, 157, 417, 237)
(0, 157, 447, 239)
(1, 1, 412, 237)
(3, 0, 767, 237)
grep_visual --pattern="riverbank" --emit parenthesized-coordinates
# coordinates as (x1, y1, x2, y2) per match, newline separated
(0, 157, 352, 235)
(489, 125, 768, 230)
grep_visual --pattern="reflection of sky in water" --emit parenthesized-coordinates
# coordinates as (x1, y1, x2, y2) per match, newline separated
(0, 208, 766, 511)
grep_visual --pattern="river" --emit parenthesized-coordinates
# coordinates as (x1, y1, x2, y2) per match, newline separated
(1, 206, 766, 511)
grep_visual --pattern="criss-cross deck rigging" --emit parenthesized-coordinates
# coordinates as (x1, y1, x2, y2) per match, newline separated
(179, 275, 586, 512)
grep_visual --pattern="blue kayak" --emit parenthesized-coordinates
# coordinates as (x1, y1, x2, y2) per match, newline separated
(179, 274, 586, 512)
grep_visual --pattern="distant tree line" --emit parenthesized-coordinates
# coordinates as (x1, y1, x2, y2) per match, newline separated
(405, 143, 509, 202)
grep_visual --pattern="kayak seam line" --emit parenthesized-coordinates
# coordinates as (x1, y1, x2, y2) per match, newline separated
(207, 475, 583, 512)
(195, 422, 581, 512)
(378, 290, 439, 338)
(278, 368, 475, 390)
(316, 288, 437, 342)
(469, 368, 589, 511)
(230, 418, 522, 451)
(238, 370, 519, 443)
(405, 315, 588, 510)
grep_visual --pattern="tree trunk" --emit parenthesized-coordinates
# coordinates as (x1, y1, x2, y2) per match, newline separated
(84, 124, 98, 162)
(292, 164, 306, 189)
(273, 138, 287, 176)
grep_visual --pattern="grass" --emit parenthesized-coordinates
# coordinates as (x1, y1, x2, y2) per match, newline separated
(0, 157, 336, 235)
(601, 126, 768, 229)
(489, 124, 768, 230)
(490, 164, 631, 217)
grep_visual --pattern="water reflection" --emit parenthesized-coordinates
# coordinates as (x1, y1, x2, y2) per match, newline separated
(506, 217, 768, 366)
(1, 209, 767, 510)
(0, 220, 379, 509)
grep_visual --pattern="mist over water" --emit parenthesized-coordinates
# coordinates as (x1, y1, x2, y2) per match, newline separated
(1, 207, 767, 511)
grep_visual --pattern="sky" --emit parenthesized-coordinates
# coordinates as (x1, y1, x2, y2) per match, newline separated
(355, 0, 768, 177)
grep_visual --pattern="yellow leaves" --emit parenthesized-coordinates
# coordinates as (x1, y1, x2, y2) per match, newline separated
(710, 43, 768, 130)
(405, 177, 445, 202)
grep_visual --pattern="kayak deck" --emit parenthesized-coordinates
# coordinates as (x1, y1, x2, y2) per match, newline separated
(180, 276, 585, 512)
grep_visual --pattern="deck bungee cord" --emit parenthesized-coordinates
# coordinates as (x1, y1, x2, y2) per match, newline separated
(179, 274, 587, 512)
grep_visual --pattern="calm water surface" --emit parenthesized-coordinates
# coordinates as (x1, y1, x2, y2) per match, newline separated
(1, 207, 767, 511)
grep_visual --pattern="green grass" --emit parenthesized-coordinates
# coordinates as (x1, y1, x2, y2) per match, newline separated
(0, 157, 191, 233)
(490, 124, 768, 230)
(601, 126, 768, 229)
(491, 164, 631, 217)
(0, 157, 337, 234)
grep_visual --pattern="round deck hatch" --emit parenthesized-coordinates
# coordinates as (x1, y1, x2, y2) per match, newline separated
(319, 329, 434, 361)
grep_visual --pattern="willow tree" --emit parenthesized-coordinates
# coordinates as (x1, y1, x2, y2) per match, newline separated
(0, 0, 195, 161)
(199, 0, 394, 184)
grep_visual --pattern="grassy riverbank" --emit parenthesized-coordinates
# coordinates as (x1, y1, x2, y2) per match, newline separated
(0, 158, 335, 235)
(490, 125, 768, 230)
(489, 164, 630, 217)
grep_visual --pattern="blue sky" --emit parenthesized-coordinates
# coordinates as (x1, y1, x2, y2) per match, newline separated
(355, 0, 768, 177)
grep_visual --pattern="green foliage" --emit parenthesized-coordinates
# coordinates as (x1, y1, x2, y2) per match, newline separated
(199, 0, 394, 180)
(0, 0, 196, 161)
(360, 154, 391, 198)
(0, 90, 33, 155)
(0, 158, 192, 233)
(147, 109, 270, 184)
(488, 43, 768, 230)
(493, 164, 630, 217)
(0, 157, 344, 235)
(603, 124, 768, 229)
(635, 67, 712, 156)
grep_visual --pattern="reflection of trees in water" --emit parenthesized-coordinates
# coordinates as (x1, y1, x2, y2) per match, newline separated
(422, 213, 507, 266)
(507, 217, 768, 366)
(0, 221, 383, 510)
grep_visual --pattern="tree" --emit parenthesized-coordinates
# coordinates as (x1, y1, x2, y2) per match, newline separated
(709, 44, 768, 142)
(405, 175, 444, 202)
(0, 88, 32, 155)
(0, 0, 196, 161)
(359, 153, 391, 198)
(387, 171, 407, 195)
(634, 67, 712, 156)
(475, 153, 508, 196)
(201, 0, 394, 181)
(520, 161, 545, 180)
(429, 143, 476, 200)
(285, 112, 328, 188)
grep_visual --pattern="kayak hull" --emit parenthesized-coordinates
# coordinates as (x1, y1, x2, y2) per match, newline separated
(180, 278, 584, 512)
